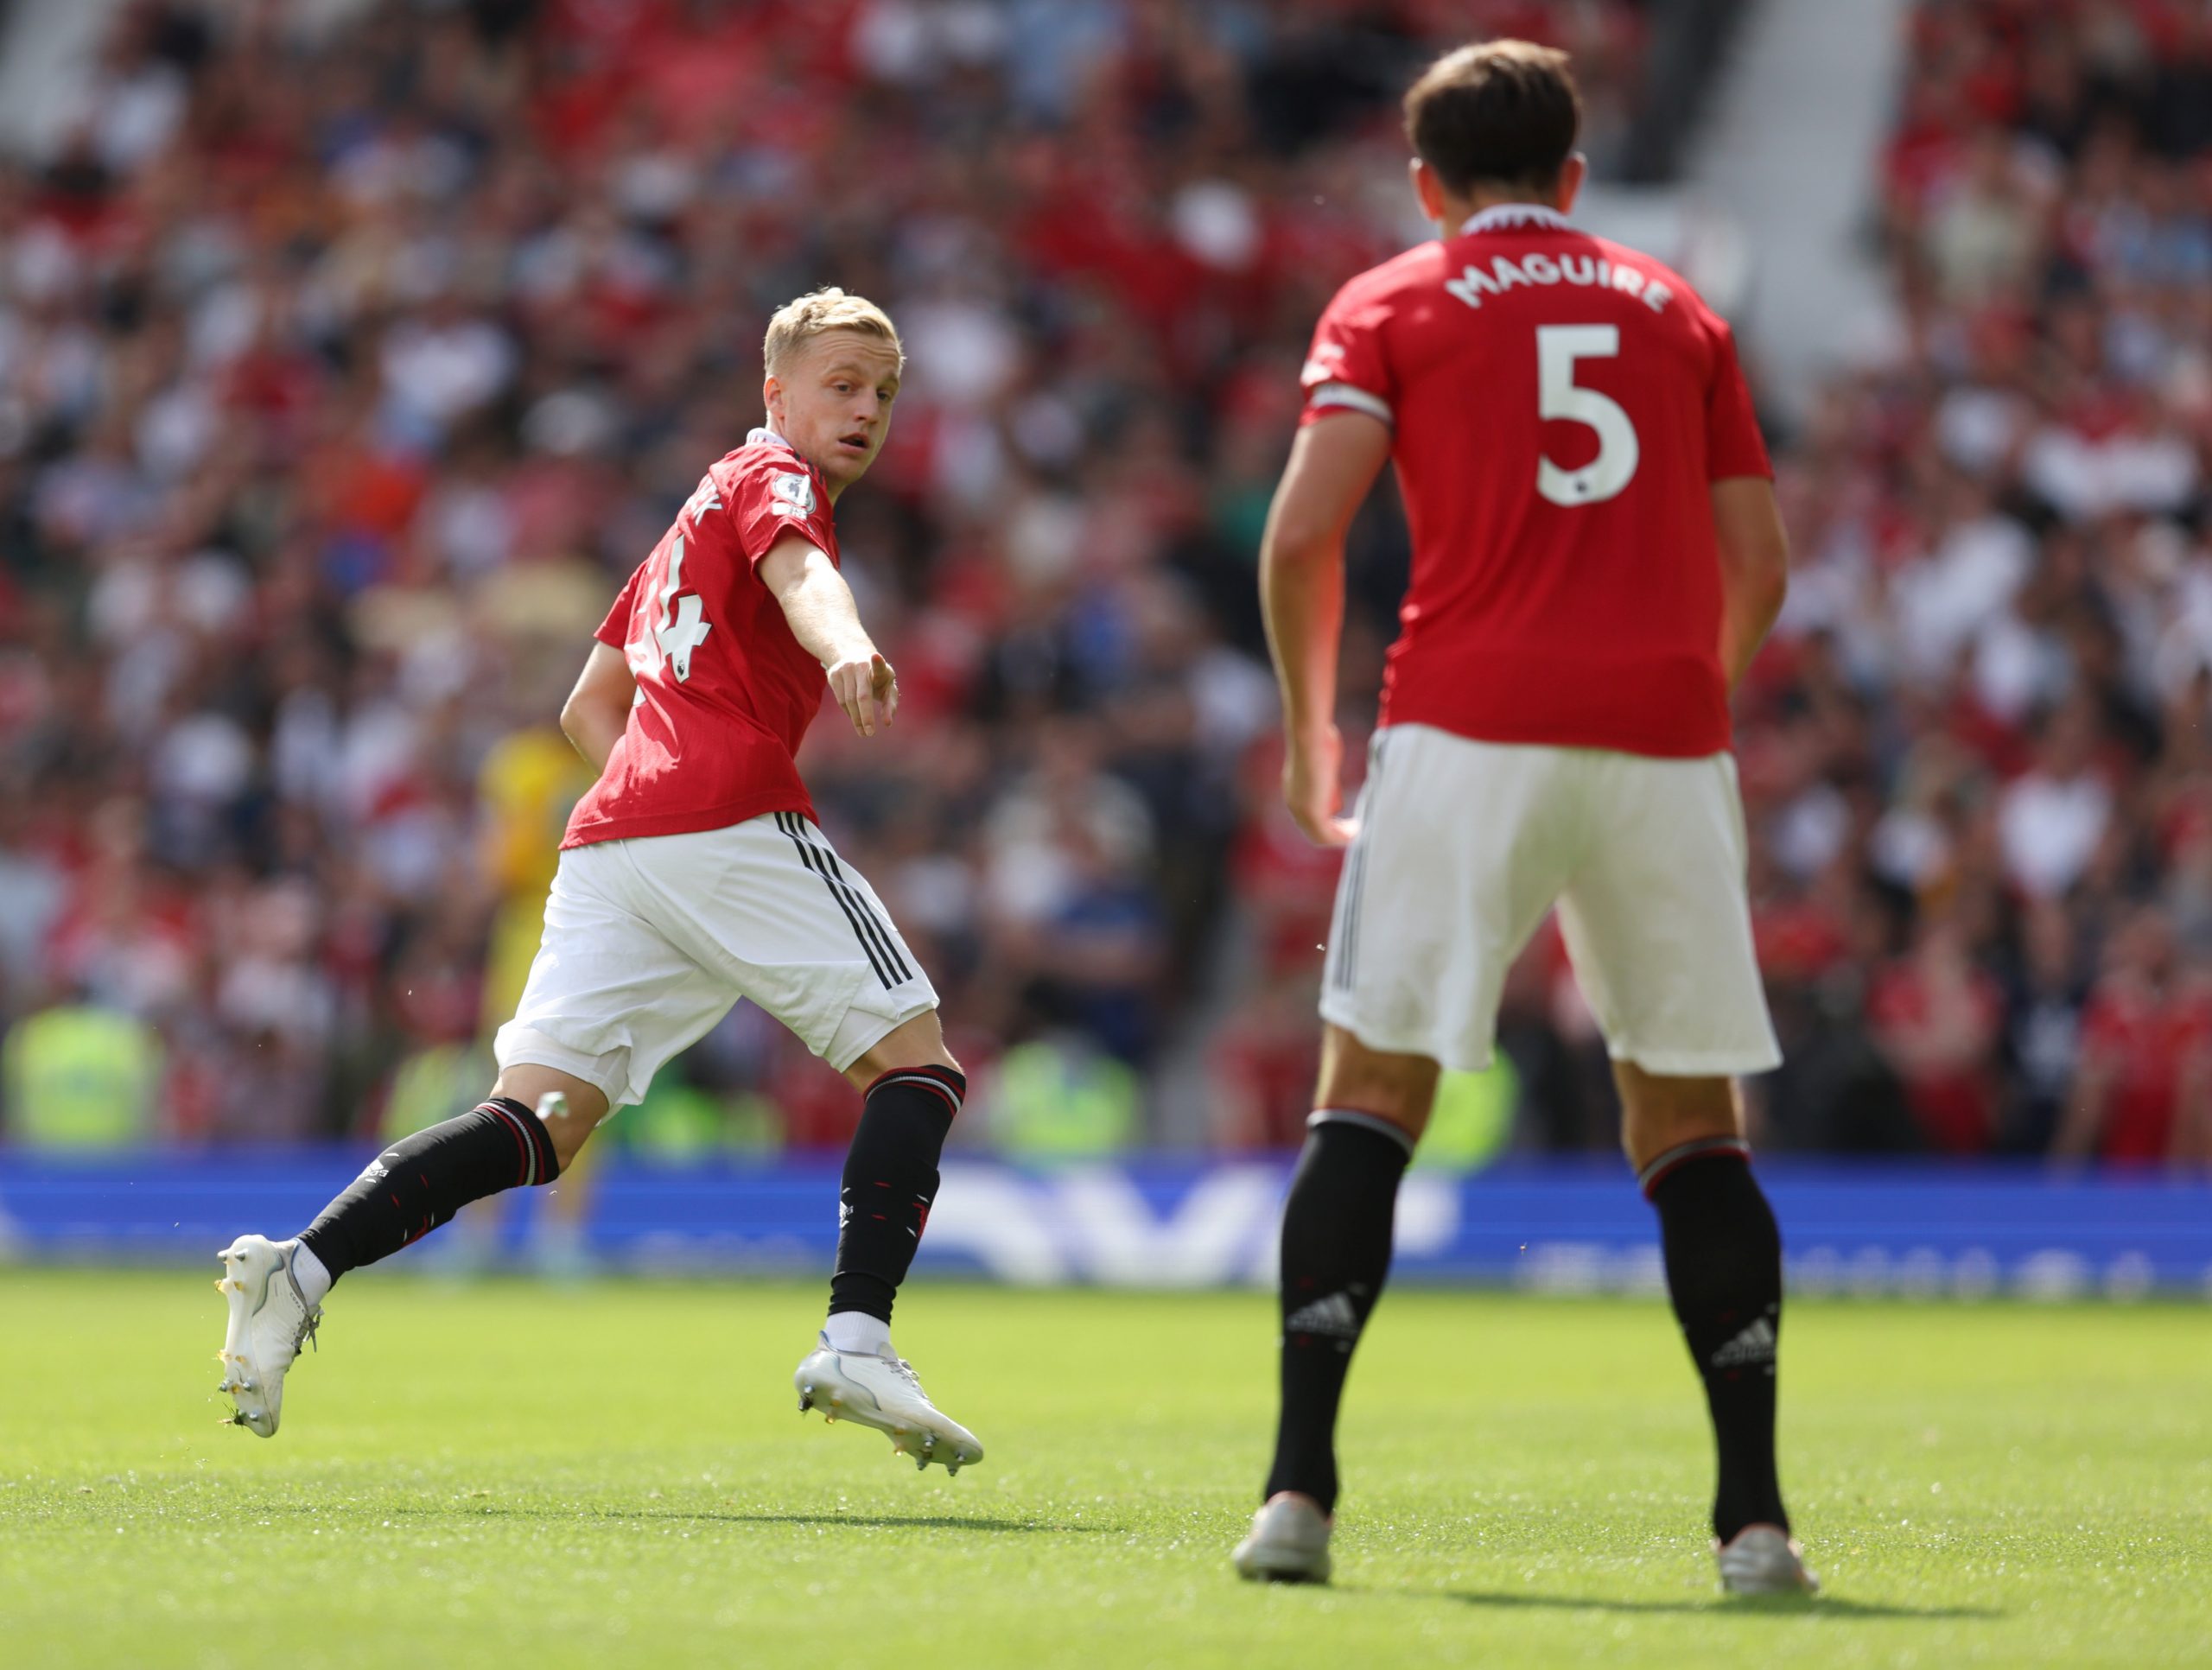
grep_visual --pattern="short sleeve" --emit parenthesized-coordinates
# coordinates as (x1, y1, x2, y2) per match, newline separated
(1704, 321, 1772, 480)
(1299, 279, 1395, 430)
(594, 564, 642, 649)
(729, 461, 836, 568)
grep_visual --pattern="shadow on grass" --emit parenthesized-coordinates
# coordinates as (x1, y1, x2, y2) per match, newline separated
(686, 1512, 1115, 1534)
(1429, 1589, 2001, 1621)
(342, 1502, 1114, 1535)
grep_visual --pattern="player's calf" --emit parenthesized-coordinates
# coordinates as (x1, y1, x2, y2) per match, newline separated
(822, 1049, 963, 1347)
(296, 1092, 572, 1284)
(1262, 1109, 1413, 1515)
(791, 1030, 982, 1471)
(1638, 1123, 1796, 1550)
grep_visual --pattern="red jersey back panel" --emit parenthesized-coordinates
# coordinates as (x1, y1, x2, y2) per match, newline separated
(563, 429, 835, 848)
(1300, 204, 1771, 759)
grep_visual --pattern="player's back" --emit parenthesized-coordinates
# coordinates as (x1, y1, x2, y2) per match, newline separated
(1302, 204, 1771, 759)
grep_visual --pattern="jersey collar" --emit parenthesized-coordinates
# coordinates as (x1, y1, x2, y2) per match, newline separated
(1459, 204, 1571, 235)
(747, 426, 827, 477)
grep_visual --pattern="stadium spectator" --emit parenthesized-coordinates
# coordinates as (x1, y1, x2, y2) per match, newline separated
(1868, 918, 2004, 1154)
(2, 985, 162, 1148)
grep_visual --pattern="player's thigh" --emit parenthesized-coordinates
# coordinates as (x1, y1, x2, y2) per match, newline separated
(1319, 727, 1580, 1075)
(1554, 751, 1781, 1081)
(626, 813, 939, 1074)
(493, 841, 736, 1116)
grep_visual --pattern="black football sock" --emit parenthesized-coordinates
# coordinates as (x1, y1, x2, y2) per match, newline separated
(1262, 1111, 1413, 1515)
(826, 1064, 965, 1325)
(297, 1098, 560, 1283)
(1642, 1136, 1789, 1542)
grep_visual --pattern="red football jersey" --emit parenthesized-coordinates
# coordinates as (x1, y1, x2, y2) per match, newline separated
(1300, 204, 1771, 757)
(563, 429, 836, 848)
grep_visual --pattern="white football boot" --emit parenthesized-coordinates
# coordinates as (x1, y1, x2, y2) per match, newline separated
(792, 1335, 983, 1474)
(1717, 1524, 1820, 1595)
(1232, 1492, 1333, 1584)
(214, 1235, 322, 1438)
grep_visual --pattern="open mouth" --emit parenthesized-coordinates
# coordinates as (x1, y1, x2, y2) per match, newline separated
(836, 431, 871, 456)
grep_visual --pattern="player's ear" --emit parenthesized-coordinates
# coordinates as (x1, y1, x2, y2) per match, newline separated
(762, 372, 784, 428)
(1556, 152, 1588, 217)
(1409, 156, 1445, 228)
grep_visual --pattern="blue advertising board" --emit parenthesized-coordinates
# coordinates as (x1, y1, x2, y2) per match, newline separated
(2, 1150, 2208, 1299)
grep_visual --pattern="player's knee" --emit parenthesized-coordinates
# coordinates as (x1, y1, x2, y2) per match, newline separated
(1616, 1065, 1739, 1172)
(489, 1067, 609, 1173)
(543, 1113, 596, 1173)
(1314, 1025, 1439, 1140)
(842, 1011, 957, 1092)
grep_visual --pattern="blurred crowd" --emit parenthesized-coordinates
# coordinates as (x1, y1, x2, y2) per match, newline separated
(0, 0, 1650, 1159)
(1740, 0, 2212, 1166)
(0, 0, 2203, 1169)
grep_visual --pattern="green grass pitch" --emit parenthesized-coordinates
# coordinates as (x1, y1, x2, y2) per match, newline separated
(1, 1273, 2204, 1667)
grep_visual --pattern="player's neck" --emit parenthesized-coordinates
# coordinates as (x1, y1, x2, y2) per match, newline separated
(1443, 190, 1567, 235)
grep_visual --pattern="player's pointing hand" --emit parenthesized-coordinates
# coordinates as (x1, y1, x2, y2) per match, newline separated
(827, 651, 898, 738)
(1284, 723, 1357, 848)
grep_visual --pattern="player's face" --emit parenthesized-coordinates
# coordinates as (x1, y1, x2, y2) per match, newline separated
(765, 331, 903, 496)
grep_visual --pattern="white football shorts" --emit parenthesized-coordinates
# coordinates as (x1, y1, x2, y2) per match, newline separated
(1319, 724, 1780, 1077)
(494, 811, 938, 1108)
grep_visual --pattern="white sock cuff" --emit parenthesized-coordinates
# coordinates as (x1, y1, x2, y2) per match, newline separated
(823, 1310, 894, 1357)
(289, 1241, 333, 1306)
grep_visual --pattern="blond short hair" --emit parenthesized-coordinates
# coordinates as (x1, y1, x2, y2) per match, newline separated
(762, 287, 905, 375)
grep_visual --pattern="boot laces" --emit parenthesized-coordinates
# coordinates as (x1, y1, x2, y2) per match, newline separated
(885, 1356, 927, 1400)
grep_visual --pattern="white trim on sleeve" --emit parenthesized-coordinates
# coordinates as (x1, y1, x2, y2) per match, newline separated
(1308, 382, 1393, 427)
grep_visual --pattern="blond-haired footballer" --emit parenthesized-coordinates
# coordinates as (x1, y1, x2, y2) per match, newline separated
(214, 290, 982, 1474)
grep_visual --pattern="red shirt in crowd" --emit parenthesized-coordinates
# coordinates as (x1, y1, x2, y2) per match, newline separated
(563, 430, 835, 848)
(1867, 957, 2003, 1154)
(1299, 203, 1771, 759)
(2078, 981, 2212, 1164)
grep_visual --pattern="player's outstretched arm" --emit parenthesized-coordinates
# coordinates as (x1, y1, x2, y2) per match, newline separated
(1260, 412, 1391, 847)
(1713, 476, 1790, 695)
(560, 641, 637, 773)
(759, 530, 898, 738)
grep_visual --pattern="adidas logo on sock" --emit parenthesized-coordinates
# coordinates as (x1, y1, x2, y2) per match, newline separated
(1284, 1292, 1363, 1339)
(1710, 1316, 1777, 1370)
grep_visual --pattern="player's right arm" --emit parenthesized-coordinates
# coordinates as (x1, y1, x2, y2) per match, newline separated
(1260, 410, 1392, 847)
(560, 641, 636, 773)
(759, 530, 898, 739)
(1711, 476, 1789, 695)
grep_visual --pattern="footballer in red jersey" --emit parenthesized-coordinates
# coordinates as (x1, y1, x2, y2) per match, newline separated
(1233, 44, 1811, 1596)
(213, 291, 982, 1474)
